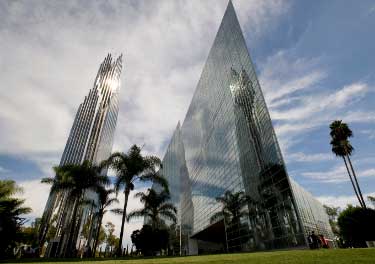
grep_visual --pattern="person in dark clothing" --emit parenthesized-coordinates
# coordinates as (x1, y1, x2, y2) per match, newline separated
(307, 233, 314, 249)
(311, 231, 320, 249)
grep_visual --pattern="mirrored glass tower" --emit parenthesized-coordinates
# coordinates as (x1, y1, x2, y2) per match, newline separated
(39, 54, 123, 257)
(159, 1, 333, 255)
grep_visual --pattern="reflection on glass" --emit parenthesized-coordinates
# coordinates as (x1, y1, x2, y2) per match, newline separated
(156, 1, 334, 255)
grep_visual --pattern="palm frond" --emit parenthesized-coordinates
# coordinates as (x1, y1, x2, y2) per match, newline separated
(81, 199, 97, 207)
(159, 210, 177, 223)
(110, 208, 123, 215)
(105, 197, 119, 208)
(40, 177, 55, 184)
(158, 203, 177, 214)
(127, 209, 148, 222)
(140, 173, 169, 193)
(210, 211, 224, 223)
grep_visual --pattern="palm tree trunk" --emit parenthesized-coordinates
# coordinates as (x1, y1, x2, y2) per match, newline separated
(223, 216, 229, 253)
(117, 188, 130, 256)
(346, 155, 367, 209)
(65, 196, 80, 257)
(343, 156, 363, 208)
(93, 213, 103, 257)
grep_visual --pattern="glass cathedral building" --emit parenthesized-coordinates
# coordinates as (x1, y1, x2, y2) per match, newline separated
(159, 1, 333, 254)
(39, 54, 123, 257)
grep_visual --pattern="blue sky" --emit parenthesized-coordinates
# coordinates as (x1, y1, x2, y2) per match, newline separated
(0, 0, 374, 247)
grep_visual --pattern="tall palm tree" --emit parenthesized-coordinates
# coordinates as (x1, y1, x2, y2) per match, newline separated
(41, 160, 109, 257)
(329, 120, 366, 208)
(127, 188, 177, 229)
(210, 190, 252, 225)
(101, 145, 168, 255)
(91, 187, 118, 256)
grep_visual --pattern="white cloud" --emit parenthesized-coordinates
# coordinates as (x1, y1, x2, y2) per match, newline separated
(0, 0, 290, 158)
(0, 166, 9, 173)
(18, 179, 51, 219)
(302, 166, 375, 183)
(345, 111, 375, 123)
(317, 192, 375, 209)
(360, 130, 375, 139)
(287, 152, 333, 163)
(269, 71, 326, 106)
(234, 0, 290, 40)
(271, 83, 368, 121)
(258, 51, 373, 155)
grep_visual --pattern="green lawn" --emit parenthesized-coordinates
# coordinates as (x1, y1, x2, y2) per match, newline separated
(3, 249, 375, 264)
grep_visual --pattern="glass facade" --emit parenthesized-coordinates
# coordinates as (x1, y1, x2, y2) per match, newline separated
(158, 1, 333, 255)
(39, 54, 123, 257)
(291, 180, 334, 242)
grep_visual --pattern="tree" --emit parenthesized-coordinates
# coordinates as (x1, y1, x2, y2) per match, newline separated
(96, 227, 106, 251)
(337, 205, 375, 247)
(131, 225, 169, 256)
(41, 160, 109, 257)
(19, 218, 41, 248)
(368, 196, 375, 208)
(168, 223, 181, 256)
(101, 145, 167, 255)
(329, 120, 366, 208)
(323, 205, 340, 236)
(91, 187, 118, 256)
(210, 190, 253, 252)
(0, 180, 31, 258)
(45, 214, 58, 243)
(210, 190, 251, 225)
(104, 222, 117, 255)
(127, 188, 177, 230)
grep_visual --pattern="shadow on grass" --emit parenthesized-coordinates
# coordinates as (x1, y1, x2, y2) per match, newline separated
(1, 255, 185, 263)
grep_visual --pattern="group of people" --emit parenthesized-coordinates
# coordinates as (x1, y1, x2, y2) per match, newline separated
(307, 231, 329, 249)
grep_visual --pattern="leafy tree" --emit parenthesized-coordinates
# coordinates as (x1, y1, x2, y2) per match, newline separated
(81, 217, 92, 241)
(127, 188, 177, 230)
(337, 205, 375, 247)
(101, 145, 167, 254)
(45, 214, 58, 242)
(131, 225, 169, 256)
(105, 222, 117, 253)
(19, 218, 41, 248)
(323, 205, 340, 236)
(368, 196, 375, 208)
(329, 120, 366, 208)
(0, 180, 31, 258)
(96, 227, 106, 250)
(41, 160, 109, 257)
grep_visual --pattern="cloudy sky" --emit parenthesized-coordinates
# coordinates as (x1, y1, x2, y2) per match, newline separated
(1, 0, 375, 247)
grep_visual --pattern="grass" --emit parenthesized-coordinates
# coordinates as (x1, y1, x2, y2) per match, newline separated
(3, 249, 375, 264)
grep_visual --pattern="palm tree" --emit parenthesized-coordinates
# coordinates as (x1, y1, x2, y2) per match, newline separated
(329, 120, 366, 208)
(0, 180, 31, 257)
(41, 160, 109, 257)
(127, 188, 177, 229)
(210, 190, 252, 225)
(101, 145, 168, 255)
(91, 187, 119, 256)
(210, 190, 252, 252)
